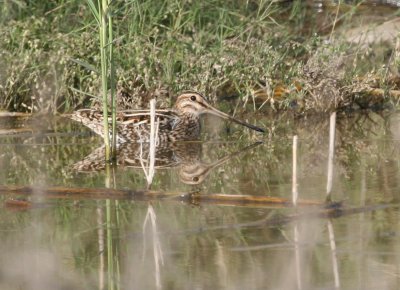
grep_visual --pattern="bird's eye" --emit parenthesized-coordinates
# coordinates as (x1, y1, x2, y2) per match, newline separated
(192, 176, 199, 182)
(190, 95, 196, 101)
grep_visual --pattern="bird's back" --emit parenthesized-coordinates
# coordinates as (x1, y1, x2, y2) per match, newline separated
(70, 108, 179, 143)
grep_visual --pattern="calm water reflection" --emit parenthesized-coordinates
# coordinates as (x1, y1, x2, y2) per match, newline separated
(0, 111, 400, 289)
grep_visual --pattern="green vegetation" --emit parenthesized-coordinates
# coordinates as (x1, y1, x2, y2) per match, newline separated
(85, 0, 116, 160)
(0, 1, 399, 113)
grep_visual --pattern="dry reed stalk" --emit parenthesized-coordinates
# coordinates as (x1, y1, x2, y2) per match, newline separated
(139, 99, 159, 188)
(292, 135, 299, 206)
(326, 112, 336, 197)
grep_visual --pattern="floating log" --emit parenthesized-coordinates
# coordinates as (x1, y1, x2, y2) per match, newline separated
(0, 185, 322, 208)
(2, 185, 396, 230)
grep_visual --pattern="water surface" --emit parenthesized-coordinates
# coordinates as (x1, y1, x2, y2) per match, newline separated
(1, 110, 400, 289)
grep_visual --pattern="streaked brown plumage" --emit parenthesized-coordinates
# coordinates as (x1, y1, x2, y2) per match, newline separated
(69, 91, 264, 143)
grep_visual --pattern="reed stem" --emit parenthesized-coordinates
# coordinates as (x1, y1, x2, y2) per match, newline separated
(139, 99, 159, 188)
(292, 135, 298, 206)
(100, 0, 110, 160)
(86, 0, 116, 161)
(108, 0, 117, 160)
(326, 112, 336, 197)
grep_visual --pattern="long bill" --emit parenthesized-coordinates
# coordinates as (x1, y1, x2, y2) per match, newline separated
(205, 105, 265, 133)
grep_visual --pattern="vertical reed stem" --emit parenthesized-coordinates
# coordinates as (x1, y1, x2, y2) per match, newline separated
(100, 0, 110, 160)
(108, 0, 117, 160)
(326, 112, 336, 198)
(292, 135, 298, 206)
(139, 99, 159, 188)
(148, 99, 158, 188)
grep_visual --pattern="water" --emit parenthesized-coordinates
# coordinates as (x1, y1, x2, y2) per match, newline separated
(1, 110, 400, 289)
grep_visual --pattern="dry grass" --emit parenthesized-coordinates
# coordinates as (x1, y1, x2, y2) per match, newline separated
(0, 1, 398, 114)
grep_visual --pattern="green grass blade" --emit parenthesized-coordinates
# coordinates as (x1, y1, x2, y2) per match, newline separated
(69, 58, 99, 73)
(85, 0, 100, 24)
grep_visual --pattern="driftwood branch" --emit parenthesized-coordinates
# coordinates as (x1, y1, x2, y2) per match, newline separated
(1, 185, 397, 231)
(0, 185, 322, 208)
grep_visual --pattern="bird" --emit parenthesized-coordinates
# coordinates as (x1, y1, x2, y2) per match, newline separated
(68, 91, 264, 144)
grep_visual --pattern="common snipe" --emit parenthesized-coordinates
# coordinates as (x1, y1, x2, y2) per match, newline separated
(69, 91, 264, 143)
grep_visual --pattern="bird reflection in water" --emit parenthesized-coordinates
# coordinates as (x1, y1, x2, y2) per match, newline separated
(72, 141, 262, 185)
